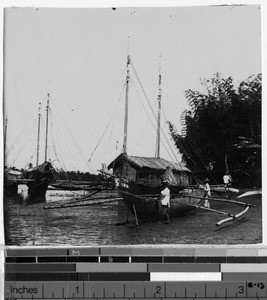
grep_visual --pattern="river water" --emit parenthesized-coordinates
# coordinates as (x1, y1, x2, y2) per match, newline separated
(4, 185, 262, 246)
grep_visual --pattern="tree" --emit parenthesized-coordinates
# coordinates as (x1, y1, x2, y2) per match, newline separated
(168, 73, 261, 188)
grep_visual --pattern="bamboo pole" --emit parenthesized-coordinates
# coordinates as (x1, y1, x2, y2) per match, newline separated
(43, 198, 122, 209)
(185, 194, 255, 208)
(187, 203, 233, 216)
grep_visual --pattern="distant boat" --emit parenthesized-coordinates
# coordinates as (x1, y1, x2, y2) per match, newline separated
(4, 167, 25, 195)
(24, 95, 56, 203)
(24, 161, 56, 203)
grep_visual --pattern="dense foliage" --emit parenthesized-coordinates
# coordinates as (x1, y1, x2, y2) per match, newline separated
(169, 73, 261, 188)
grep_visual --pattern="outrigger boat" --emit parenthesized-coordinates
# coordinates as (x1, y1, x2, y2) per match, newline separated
(118, 190, 199, 222)
(107, 56, 194, 195)
(118, 188, 255, 227)
(106, 55, 255, 227)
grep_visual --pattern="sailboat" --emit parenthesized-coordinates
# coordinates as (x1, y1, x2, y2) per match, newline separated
(106, 56, 255, 225)
(105, 56, 201, 220)
(24, 95, 56, 203)
(108, 56, 193, 194)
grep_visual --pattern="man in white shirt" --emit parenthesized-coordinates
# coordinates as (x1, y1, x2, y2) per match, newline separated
(161, 181, 170, 224)
(223, 172, 232, 190)
(203, 178, 211, 208)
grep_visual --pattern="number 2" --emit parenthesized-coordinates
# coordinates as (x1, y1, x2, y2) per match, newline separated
(155, 286, 161, 294)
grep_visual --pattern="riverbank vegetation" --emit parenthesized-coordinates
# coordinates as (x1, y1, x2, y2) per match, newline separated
(168, 73, 261, 188)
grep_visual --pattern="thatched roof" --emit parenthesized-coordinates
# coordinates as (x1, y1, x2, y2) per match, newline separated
(108, 153, 191, 172)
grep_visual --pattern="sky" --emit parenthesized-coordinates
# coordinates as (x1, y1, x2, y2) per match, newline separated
(2, 2, 263, 175)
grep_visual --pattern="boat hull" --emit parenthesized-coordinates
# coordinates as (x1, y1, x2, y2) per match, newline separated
(119, 190, 201, 221)
(4, 168, 24, 196)
(26, 179, 51, 204)
(25, 162, 56, 203)
(117, 180, 188, 196)
(4, 181, 19, 196)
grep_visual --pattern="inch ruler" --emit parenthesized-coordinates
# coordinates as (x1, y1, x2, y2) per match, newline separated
(4, 281, 267, 299)
(4, 247, 267, 300)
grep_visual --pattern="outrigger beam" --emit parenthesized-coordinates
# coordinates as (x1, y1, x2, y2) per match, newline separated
(186, 194, 256, 208)
(43, 197, 121, 209)
(216, 206, 250, 226)
(188, 203, 252, 227)
(188, 203, 233, 216)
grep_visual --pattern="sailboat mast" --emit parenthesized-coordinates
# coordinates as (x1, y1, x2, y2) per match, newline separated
(122, 55, 130, 154)
(155, 59, 162, 159)
(44, 94, 50, 162)
(36, 102, 41, 166)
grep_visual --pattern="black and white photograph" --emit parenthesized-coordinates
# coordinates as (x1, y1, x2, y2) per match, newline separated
(2, 2, 263, 246)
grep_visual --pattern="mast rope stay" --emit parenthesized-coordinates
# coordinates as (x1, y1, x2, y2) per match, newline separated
(130, 59, 188, 171)
(49, 100, 81, 172)
(130, 93, 158, 155)
(129, 76, 176, 162)
(9, 115, 39, 167)
(48, 95, 95, 173)
(88, 81, 127, 162)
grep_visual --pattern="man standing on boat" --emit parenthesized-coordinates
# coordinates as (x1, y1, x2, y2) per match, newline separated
(161, 181, 170, 224)
(203, 178, 211, 208)
(223, 172, 232, 191)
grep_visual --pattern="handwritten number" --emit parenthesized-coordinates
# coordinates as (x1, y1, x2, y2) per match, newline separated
(248, 282, 265, 289)
(258, 283, 265, 289)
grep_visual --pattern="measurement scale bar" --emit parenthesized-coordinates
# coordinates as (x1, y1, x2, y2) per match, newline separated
(5, 247, 267, 299)
(5, 281, 267, 299)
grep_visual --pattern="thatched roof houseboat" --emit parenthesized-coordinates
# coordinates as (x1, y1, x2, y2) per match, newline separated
(108, 153, 192, 194)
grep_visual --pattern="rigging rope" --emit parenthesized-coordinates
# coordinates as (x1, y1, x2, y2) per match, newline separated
(9, 116, 39, 167)
(5, 128, 25, 159)
(5, 114, 39, 163)
(50, 107, 79, 172)
(130, 59, 188, 171)
(129, 77, 176, 161)
(130, 87, 157, 155)
(49, 96, 95, 173)
(88, 81, 126, 162)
